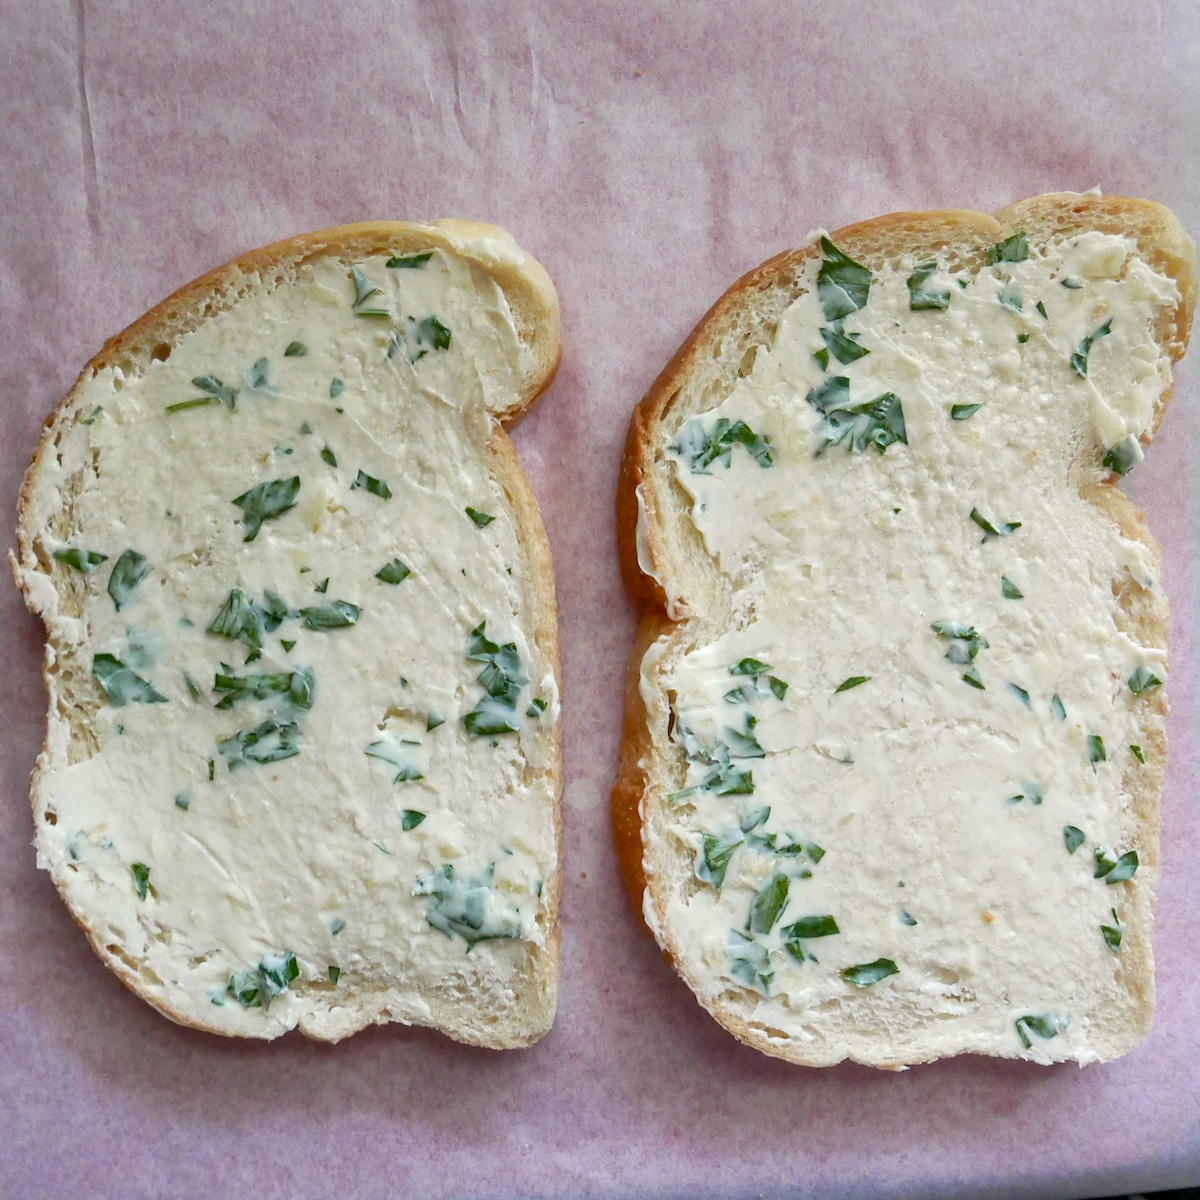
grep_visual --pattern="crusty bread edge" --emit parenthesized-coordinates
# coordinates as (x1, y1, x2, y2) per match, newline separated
(12, 221, 563, 1048)
(611, 194, 1195, 1067)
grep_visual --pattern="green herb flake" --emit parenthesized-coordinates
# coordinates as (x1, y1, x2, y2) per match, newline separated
(817, 237, 872, 321)
(969, 507, 1021, 542)
(1071, 318, 1113, 379)
(208, 758, 215, 781)
(401, 809, 427, 831)
(92, 653, 168, 706)
(130, 862, 150, 900)
(805, 376, 907, 456)
(1015, 1012, 1068, 1050)
(465, 506, 495, 528)
(374, 558, 411, 585)
(191, 375, 238, 410)
(819, 323, 870, 364)
(999, 280, 1023, 312)
(227, 951, 299, 1009)
(812, 347, 830, 371)
(842, 958, 899, 988)
(1061, 275, 1084, 289)
(1051, 694, 1067, 721)
(699, 834, 743, 890)
(731, 658, 772, 677)
(962, 667, 985, 689)
(1101, 908, 1123, 954)
(427, 710, 445, 730)
(218, 719, 301, 769)
(907, 261, 951, 311)
(985, 231, 1029, 265)
(298, 600, 361, 630)
(350, 266, 388, 317)
(284, 341, 308, 358)
(671, 416, 774, 471)
(768, 676, 788, 701)
(80, 405, 103, 424)
(526, 696, 548, 719)
(930, 621, 988, 664)
(748, 872, 790, 935)
(1127, 666, 1163, 697)
(899, 911, 918, 926)
(1007, 682, 1031, 707)
(462, 621, 527, 738)
(386, 251, 433, 269)
(387, 315, 454, 364)
(1001, 576, 1023, 600)
(107, 549, 151, 610)
(1063, 825, 1086, 854)
(1036, 300, 1049, 320)
(320, 445, 337, 468)
(1095, 848, 1138, 885)
(233, 476, 300, 541)
(248, 358, 271, 390)
(950, 403, 982, 421)
(53, 547, 108, 573)
(328, 965, 341, 984)
(351, 470, 392, 500)
(165, 396, 220, 414)
(413, 863, 522, 946)
(1087, 733, 1106, 766)
(834, 675, 870, 694)
(1130, 744, 1145, 763)
(330, 378, 344, 398)
(1102, 435, 1142, 476)
(212, 666, 314, 712)
(1017, 332, 1030, 344)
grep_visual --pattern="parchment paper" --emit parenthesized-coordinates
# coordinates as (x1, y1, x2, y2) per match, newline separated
(2, 2, 1198, 1197)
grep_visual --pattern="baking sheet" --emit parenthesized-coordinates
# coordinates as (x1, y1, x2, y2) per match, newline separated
(2, 2, 1199, 1197)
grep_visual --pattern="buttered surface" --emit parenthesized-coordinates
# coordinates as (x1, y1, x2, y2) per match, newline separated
(648, 230, 1174, 1061)
(24, 248, 558, 1038)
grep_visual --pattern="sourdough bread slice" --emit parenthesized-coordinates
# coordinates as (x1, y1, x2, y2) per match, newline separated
(14, 220, 562, 1046)
(613, 194, 1195, 1067)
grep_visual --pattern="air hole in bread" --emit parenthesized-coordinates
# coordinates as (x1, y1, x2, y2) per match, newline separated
(151, 343, 171, 362)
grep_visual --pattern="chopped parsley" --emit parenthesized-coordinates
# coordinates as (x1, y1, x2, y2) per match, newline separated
(1071, 318, 1113, 379)
(330, 378, 344, 398)
(206, 587, 289, 656)
(1101, 908, 1123, 953)
(819, 322, 870, 364)
(1102, 435, 1141, 476)
(401, 809, 426, 831)
(165, 397, 219, 414)
(805, 375, 906, 456)
(1130, 744, 1145, 763)
(212, 666, 314, 711)
(218, 719, 301, 769)
(1063, 825, 1086, 854)
(842, 958, 899, 988)
(962, 667, 985, 689)
(969, 507, 1021, 541)
(907, 261, 951, 310)
(899, 911, 918, 927)
(950, 403, 982, 421)
(190, 375, 238, 410)
(698, 833, 743, 889)
(1035, 300, 1048, 320)
(671, 416, 773, 471)
(465, 507, 495, 527)
(247, 358, 272, 391)
(298, 600, 360, 630)
(233, 476, 300, 541)
(175, 793, 190, 810)
(1087, 733, 1106, 766)
(320, 445, 338, 468)
(817, 237, 871, 321)
(107, 549, 151, 610)
(727, 930, 773, 994)
(227, 951, 299, 1009)
(1051, 694, 1067, 721)
(351, 470, 392, 500)
(284, 341, 307, 357)
(376, 558, 412, 584)
(387, 251, 433, 269)
(748, 872, 790, 935)
(1007, 682, 1031, 706)
(328, 965, 341, 984)
(930, 621, 988, 664)
(1127, 666, 1163, 696)
(387, 315, 453, 364)
(985, 231, 1029, 264)
(526, 696, 548, 719)
(999, 280, 1023, 312)
(1001, 576, 1023, 599)
(92, 653, 167, 706)
(427, 710, 445, 730)
(413, 863, 522, 945)
(350, 266, 389, 317)
(1094, 848, 1138, 884)
(1015, 1012, 1067, 1049)
(834, 675, 870, 693)
(130, 862, 150, 900)
(781, 914, 839, 963)
(53, 547, 108, 573)
(462, 621, 526, 737)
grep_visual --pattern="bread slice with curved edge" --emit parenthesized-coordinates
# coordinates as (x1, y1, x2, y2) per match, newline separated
(13, 219, 563, 1046)
(613, 193, 1195, 1068)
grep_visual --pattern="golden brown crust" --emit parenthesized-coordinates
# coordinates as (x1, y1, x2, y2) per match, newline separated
(14, 221, 563, 1048)
(611, 193, 1195, 1065)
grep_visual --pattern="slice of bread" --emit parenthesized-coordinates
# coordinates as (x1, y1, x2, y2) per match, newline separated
(613, 194, 1195, 1067)
(13, 220, 562, 1047)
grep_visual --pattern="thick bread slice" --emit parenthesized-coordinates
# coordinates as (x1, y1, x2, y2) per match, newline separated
(13, 220, 562, 1046)
(613, 194, 1195, 1067)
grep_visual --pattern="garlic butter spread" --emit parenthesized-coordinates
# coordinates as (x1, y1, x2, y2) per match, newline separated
(650, 230, 1174, 1060)
(26, 249, 558, 1038)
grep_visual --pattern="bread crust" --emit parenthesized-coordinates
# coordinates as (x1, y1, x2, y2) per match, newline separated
(611, 194, 1195, 1066)
(13, 221, 563, 1048)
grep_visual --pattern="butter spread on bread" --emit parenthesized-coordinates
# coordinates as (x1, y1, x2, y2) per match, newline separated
(614, 195, 1195, 1067)
(15, 221, 562, 1046)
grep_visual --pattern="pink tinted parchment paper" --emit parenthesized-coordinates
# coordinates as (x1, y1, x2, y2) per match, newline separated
(1, 2, 1199, 1198)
